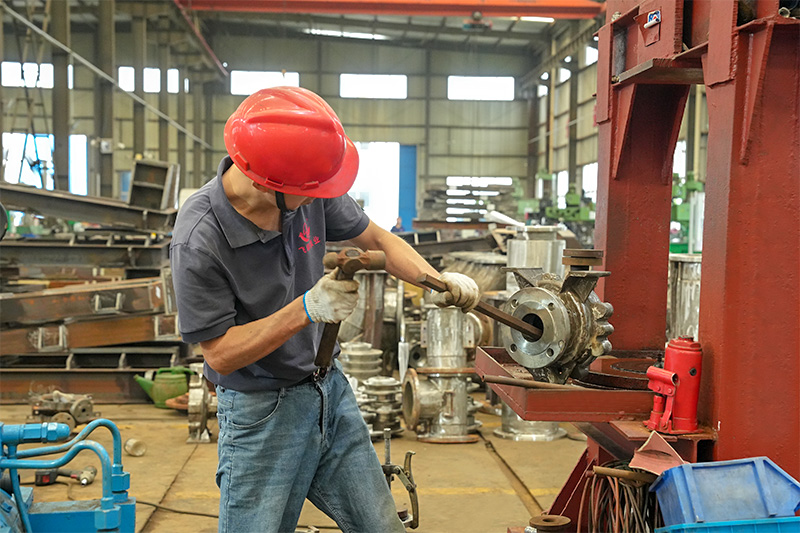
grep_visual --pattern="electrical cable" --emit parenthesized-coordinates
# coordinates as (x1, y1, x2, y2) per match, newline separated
(579, 460, 662, 532)
(137, 499, 219, 519)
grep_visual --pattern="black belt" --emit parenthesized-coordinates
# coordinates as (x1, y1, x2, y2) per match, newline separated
(294, 366, 331, 387)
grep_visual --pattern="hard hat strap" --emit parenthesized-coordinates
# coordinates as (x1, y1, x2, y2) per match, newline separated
(275, 191, 294, 213)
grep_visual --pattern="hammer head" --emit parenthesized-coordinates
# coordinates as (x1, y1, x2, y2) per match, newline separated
(323, 247, 386, 277)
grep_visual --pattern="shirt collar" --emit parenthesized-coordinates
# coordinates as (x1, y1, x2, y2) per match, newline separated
(209, 156, 281, 249)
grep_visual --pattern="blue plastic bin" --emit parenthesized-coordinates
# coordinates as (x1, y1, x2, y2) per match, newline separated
(651, 457, 800, 527)
(657, 516, 800, 533)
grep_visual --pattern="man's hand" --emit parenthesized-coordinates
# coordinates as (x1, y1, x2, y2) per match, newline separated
(431, 272, 480, 313)
(304, 268, 360, 323)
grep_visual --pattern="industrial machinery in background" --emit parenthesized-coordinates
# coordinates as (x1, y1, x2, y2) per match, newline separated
(360, 376, 404, 440)
(670, 172, 704, 254)
(402, 306, 481, 443)
(667, 253, 701, 341)
(186, 362, 217, 444)
(0, 419, 135, 532)
(26, 390, 100, 433)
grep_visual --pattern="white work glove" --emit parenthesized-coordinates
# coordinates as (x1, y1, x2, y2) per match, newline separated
(303, 268, 360, 323)
(431, 272, 480, 313)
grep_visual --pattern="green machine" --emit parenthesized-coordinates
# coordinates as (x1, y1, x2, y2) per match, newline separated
(544, 185, 595, 222)
(670, 172, 704, 253)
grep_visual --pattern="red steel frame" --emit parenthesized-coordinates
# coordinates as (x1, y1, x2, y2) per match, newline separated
(592, 0, 800, 478)
(493, 0, 798, 528)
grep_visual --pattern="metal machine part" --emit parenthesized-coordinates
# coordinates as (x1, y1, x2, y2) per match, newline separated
(361, 376, 403, 439)
(402, 306, 480, 443)
(186, 362, 217, 444)
(500, 267, 613, 384)
(381, 428, 419, 529)
(0, 419, 135, 533)
(26, 390, 100, 432)
(505, 225, 566, 292)
(667, 253, 701, 341)
(493, 403, 566, 442)
(340, 342, 383, 384)
(339, 270, 388, 349)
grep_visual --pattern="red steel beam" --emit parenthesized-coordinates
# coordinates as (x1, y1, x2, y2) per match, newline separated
(175, 0, 603, 19)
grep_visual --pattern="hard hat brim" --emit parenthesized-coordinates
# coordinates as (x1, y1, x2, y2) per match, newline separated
(234, 136, 359, 199)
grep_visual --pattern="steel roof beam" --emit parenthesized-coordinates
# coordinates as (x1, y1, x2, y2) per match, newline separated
(176, 0, 603, 19)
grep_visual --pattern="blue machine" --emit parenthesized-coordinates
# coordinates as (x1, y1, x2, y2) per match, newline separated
(0, 420, 135, 533)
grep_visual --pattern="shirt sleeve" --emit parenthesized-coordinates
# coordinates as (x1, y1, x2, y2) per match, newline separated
(170, 243, 237, 344)
(323, 194, 370, 242)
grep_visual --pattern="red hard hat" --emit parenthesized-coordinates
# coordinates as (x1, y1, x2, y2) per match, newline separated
(224, 86, 359, 198)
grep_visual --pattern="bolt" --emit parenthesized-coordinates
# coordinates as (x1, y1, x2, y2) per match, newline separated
(611, 11, 622, 21)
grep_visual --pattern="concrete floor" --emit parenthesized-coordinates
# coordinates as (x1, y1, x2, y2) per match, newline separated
(1, 401, 586, 533)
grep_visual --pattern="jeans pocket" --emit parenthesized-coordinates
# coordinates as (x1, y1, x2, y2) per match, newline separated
(227, 389, 283, 430)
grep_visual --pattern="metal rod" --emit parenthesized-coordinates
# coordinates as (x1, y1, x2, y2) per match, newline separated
(1, 2, 212, 149)
(417, 274, 543, 338)
(481, 374, 577, 390)
(592, 466, 657, 483)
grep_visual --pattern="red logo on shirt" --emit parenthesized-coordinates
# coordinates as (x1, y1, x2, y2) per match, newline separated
(298, 220, 320, 253)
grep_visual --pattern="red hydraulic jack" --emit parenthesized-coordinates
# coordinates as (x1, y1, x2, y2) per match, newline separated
(645, 337, 703, 434)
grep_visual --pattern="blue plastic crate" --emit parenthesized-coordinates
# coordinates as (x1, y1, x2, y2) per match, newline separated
(651, 457, 800, 527)
(657, 516, 800, 533)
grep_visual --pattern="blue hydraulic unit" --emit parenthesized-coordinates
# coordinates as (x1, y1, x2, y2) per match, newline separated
(0, 419, 135, 533)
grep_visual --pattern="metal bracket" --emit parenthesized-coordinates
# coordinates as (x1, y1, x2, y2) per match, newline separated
(154, 314, 179, 339)
(32, 325, 68, 352)
(93, 292, 125, 314)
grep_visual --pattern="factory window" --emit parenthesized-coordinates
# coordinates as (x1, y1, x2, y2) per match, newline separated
(143, 68, 161, 93)
(444, 176, 511, 221)
(447, 76, 514, 101)
(117, 67, 200, 94)
(230, 70, 300, 96)
(556, 170, 569, 208)
(305, 28, 389, 40)
(348, 142, 400, 230)
(2, 133, 88, 195)
(558, 68, 571, 83)
(339, 74, 407, 99)
(582, 163, 598, 202)
(1, 62, 73, 89)
(585, 46, 599, 66)
(118, 66, 135, 92)
(537, 85, 548, 97)
(673, 140, 687, 178)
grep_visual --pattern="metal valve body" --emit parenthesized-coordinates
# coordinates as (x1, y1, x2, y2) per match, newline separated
(500, 268, 614, 383)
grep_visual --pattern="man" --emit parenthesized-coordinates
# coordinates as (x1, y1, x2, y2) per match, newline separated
(390, 217, 405, 233)
(171, 86, 480, 533)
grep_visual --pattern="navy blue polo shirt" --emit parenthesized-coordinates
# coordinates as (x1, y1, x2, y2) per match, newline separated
(170, 157, 369, 391)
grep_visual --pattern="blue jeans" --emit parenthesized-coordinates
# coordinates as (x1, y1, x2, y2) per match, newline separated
(215, 362, 405, 533)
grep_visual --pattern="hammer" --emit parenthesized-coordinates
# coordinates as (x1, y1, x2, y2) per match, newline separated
(314, 247, 386, 368)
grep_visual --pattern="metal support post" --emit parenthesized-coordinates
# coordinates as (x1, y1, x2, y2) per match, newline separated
(0, 16, 4, 162)
(567, 62, 579, 192)
(698, 3, 800, 478)
(131, 9, 147, 159)
(192, 78, 204, 184)
(94, 0, 115, 198)
(50, 0, 70, 191)
(204, 82, 215, 175)
(158, 20, 170, 162)
(177, 71, 187, 187)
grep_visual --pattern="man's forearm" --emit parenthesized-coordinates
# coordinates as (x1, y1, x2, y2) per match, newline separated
(200, 296, 311, 375)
